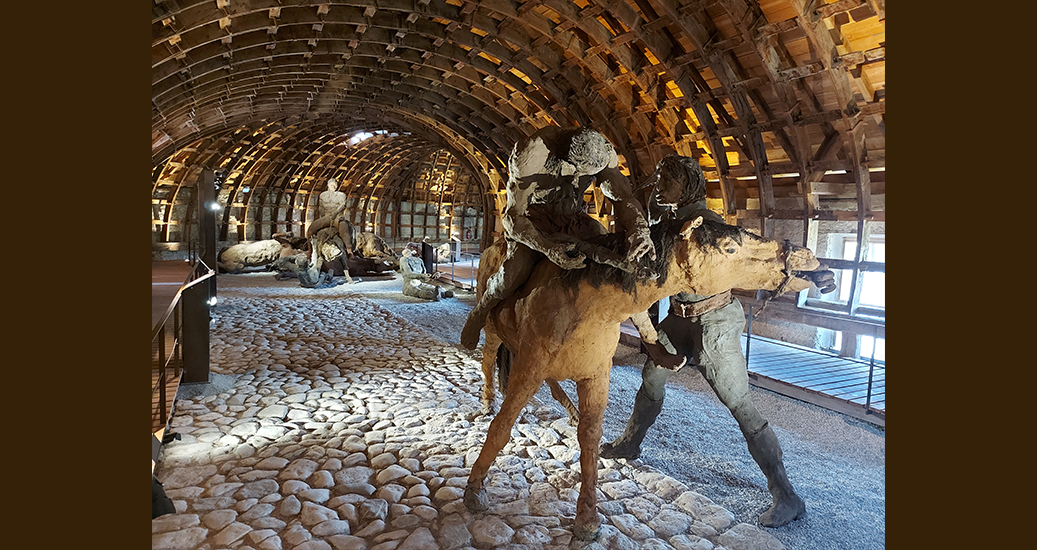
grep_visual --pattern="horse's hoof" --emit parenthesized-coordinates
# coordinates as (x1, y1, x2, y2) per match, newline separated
(463, 486, 489, 512)
(759, 494, 806, 527)
(572, 519, 600, 541)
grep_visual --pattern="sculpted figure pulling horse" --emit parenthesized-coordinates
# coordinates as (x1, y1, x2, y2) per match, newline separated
(464, 213, 834, 540)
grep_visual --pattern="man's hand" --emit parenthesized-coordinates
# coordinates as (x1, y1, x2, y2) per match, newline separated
(625, 226, 656, 266)
(800, 269, 837, 294)
(545, 242, 587, 270)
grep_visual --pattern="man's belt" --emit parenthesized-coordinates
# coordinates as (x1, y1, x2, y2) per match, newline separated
(669, 289, 733, 318)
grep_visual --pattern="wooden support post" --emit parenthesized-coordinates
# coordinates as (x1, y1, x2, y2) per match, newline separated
(181, 280, 211, 384)
(199, 169, 218, 299)
(183, 168, 217, 385)
(846, 219, 872, 316)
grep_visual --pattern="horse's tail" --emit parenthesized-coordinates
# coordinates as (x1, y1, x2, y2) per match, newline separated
(495, 343, 512, 397)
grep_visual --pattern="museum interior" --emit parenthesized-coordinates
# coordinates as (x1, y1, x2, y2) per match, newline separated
(151, 2, 886, 549)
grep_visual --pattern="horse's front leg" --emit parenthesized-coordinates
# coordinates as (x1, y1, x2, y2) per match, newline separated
(573, 375, 609, 540)
(465, 367, 540, 511)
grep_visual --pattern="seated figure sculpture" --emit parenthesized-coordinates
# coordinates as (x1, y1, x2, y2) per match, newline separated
(459, 127, 685, 370)
(601, 154, 836, 527)
(399, 247, 441, 301)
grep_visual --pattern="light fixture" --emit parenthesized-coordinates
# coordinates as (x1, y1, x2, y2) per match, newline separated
(207, 297, 218, 306)
(207, 201, 222, 211)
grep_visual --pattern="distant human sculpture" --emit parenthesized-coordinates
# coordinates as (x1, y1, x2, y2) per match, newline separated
(295, 177, 356, 286)
(319, 177, 347, 219)
(400, 248, 441, 301)
(308, 177, 349, 238)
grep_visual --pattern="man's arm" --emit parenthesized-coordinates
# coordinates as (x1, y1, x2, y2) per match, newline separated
(502, 207, 587, 270)
(596, 166, 656, 265)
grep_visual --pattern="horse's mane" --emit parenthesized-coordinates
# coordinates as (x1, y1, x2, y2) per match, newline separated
(558, 218, 749, 294)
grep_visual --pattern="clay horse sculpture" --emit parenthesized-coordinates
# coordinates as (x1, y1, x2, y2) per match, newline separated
(464, 216, 834, 540)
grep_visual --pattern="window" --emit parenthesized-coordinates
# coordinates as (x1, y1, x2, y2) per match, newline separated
(807, 234, 885, 319)
(859, 335, 885, 363)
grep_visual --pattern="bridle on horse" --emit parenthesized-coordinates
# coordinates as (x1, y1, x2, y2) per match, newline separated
(753, 239, 796, 319)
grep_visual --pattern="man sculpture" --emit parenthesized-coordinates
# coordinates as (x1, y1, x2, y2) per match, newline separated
(400, 247, 442, 301)
(302, 177, 355, 284)
(459, 127, 685, 370)
(601, 155, 836, 528)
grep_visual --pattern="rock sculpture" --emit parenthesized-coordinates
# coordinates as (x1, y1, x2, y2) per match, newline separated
(464, 215, 835, 541)
(355, 231, 400, 270)
(216, 239, 286, 273)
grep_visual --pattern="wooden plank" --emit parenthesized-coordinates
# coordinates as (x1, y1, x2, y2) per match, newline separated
(744, 349, 825, 368)
(747, 344, 845, 362)
(856, 397, 885, 408)
(832, 385, 886, 401)
(801, 375, 881, 394)
(849, 389, 885, 402)
(745, 340, 843, 361)
(749, 354, 850, 373)
(747, 353, 847, 370)
(797, 366, 885, 385)
(748, 373, 884, 426)
(779, 363, 876, 384)
(812, 378, 881, 395)
(738, 296, 885, 338)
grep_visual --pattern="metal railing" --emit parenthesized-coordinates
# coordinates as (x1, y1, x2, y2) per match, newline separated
(745, 304, 884, 418)
(151, 260, 215, 433)
(433, 251, 480, 290)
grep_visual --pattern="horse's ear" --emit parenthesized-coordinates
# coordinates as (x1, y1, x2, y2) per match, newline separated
(679, 216, 704, 239)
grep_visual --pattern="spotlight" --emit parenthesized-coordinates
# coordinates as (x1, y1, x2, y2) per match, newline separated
(207, 201, 222, 211)
(207, 297, 218, 306)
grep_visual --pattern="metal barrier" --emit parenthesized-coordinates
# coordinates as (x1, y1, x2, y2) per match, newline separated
(151, 260, 215, 433)
(430, 245, 480, 291)
(745, 304, 884, 417)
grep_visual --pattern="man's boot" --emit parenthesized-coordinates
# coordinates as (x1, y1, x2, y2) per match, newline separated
(600, 388, 664, 459)
(744, 423, 806, 527)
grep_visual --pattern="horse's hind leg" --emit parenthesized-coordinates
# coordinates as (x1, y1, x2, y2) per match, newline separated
(479, 329, 503, 412)
(464, 367, 541, 512)
(546, 379, 579, 426)
(572, 375, 609, 541)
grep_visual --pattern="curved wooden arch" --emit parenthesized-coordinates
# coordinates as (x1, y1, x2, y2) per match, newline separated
(153, 0, 885, 251)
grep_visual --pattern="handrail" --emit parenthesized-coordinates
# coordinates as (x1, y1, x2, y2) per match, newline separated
(745, 304, 884, 418)
(152, 260, 214, 434)
(150, 263, 214, 342)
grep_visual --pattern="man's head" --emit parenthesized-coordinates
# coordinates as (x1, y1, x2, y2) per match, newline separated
(651, 155, 707, 209)
(327, 178, 338, 192)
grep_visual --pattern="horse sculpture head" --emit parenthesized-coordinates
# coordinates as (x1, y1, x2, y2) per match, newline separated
(666, 216, 821, 297)
(559, 215, 825, 301)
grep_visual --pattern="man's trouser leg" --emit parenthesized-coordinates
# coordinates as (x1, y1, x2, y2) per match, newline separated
(698, 299, 805, 527)
(601, 315, 691, 459)
(460, 241, 537, 349)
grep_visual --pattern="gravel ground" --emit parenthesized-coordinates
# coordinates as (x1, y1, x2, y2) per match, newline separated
(222, 270, 885, 550)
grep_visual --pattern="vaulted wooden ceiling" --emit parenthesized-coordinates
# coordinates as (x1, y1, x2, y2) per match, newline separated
(152, 0, 884, 245)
